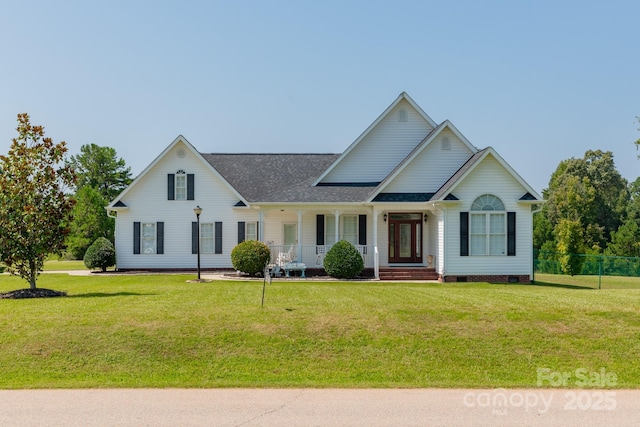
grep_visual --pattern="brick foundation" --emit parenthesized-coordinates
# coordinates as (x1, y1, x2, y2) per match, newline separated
(440, 274, 531, 284)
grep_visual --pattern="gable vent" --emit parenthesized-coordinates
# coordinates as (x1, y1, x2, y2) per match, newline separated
(441, 137, 451, 150)
(398, 109, 408, 122)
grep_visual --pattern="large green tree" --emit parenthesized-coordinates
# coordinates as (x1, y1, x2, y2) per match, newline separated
(66, 186, 114, 259)
(542, 150, 628, 253)
(67, 143, 132, 201)
(606, 219, 640, 258)
(0, 114, 75, 289)
(555, 219, 586, 276)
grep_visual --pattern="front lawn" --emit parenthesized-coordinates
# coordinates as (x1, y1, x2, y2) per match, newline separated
(1, 274, 639, 389)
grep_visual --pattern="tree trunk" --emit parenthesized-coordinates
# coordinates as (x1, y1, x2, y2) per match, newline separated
(29, 259, 37, 290)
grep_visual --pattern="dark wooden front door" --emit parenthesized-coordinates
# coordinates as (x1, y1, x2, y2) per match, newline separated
(388, 214, 422, 263)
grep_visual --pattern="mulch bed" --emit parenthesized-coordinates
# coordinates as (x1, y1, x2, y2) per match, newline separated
(0, 288, 67, 299)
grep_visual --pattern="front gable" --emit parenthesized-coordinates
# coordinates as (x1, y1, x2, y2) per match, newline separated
(315, 93, 437, 185)
(108, 136, 248, 210)
(438, 149, 542, 208)
(372, 124, 477, 197)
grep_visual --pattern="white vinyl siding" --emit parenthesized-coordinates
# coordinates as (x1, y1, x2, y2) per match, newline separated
(383, 130, 475, 193)
(114, 140, 256, 269)
(321, 99, 433, 184)
(443, 153, 534, 277)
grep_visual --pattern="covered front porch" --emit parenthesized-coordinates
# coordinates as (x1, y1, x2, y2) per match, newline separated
(249, 205, 438, 279)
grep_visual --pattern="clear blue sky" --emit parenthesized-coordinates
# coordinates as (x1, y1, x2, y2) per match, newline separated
(1, 1, 638, 194)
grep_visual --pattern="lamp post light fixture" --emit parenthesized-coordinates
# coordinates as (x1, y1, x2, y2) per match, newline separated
(193, 205, 203, 280)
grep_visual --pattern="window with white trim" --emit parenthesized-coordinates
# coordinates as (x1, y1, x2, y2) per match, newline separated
(325, 215, 358, 246)
(201, 223, 215, 254)
(175, 170, 187, 200)
(142, 223, 157, 254)
(470, 194, 506, 256)
(245, 222, 258, 241)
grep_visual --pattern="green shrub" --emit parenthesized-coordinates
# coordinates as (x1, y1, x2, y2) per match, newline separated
(323, 240, 364, 279)
(231, 240, 271, 275)
(83, 237, 116, 272)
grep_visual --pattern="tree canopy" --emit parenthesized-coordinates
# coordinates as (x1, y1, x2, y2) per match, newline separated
(0, 114, 75, 289)
(66, 186, 114, 260)
(537, 150, 629, 254)
(67, 143, 132, 201)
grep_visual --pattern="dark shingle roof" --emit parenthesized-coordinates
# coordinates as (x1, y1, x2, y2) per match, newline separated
(201, 153, 378, 203)
(431, 148, 489, 201)
(372, 193, 435, 202)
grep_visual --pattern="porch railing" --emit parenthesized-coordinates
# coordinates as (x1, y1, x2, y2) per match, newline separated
(268, 244, 376, 269)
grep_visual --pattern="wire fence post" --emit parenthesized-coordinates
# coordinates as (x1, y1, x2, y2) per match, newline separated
(598, 256, 603, 290)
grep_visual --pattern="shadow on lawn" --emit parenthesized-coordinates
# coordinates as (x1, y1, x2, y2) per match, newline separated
(529, 281, 595, 290)
(70, 292, 152, 298)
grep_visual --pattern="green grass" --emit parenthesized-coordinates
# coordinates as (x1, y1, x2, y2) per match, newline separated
(535, 272, 640, 289)
(42, 260, 89, 271)
(1, 274, 640, 389)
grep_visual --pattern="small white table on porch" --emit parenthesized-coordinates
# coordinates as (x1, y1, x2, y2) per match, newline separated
(283, 262, 306, 278)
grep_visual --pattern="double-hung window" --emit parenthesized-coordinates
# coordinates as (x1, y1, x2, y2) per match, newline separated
(200, 223, 214, 254)
(325, 215, 358, 246)
(469, 195, 506, 256)
(142, 223, 157, 254)
(245, 222, 258, 241)
(168, 171, 194, 200)
(133, 221, 164, 255)
(175, 172, 187, 200)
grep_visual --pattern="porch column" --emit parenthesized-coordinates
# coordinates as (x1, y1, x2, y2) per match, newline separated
(258, 210, 264, 242)
(334, 210, 340, 245)
(372, 207, 379, 279)
(297, 210, 303, 263)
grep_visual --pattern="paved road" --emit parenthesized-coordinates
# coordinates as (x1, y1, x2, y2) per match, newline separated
(1, 388, 638, 426)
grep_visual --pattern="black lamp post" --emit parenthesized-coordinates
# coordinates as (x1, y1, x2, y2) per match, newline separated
(193, 205, 203, 280)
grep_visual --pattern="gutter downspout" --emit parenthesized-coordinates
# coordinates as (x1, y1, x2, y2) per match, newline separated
(433, 203, 446, 281)
(372, 207, 379, 279)
(531, 204, 544, 284)
(106, 209, 117, 271)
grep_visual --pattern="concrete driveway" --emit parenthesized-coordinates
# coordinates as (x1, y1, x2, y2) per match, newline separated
(1, 388, 638, 426)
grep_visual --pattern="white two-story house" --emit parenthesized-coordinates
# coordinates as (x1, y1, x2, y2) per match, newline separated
(107, 92, 542, 282)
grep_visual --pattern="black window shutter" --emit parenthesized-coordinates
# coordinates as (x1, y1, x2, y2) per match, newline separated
(167, 174, 175, 200)
(156, 222, 164, 254)
(316, 215, 325, 245)
(507, 212, 516, 256)
(215, 222, 223, 254)
(358, 215, 367, 245)
(192, 221, 198, 254)
(133, 222, 141, 254)
(187, 174, 195, 200)
(460, 212, 469, 256)
(256, 222, 259, 241)
(238, 221, 245, 243)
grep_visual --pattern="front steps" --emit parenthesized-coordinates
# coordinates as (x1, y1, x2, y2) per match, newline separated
(378, 267, 438, 281)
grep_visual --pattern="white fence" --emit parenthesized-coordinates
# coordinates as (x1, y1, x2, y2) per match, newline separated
(268, 245, 375, 269)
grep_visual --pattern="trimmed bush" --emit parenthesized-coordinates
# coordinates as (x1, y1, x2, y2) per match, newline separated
(323, 240, 364, 279)
(231, 240, 271, 275)
(83, 237, 116, 272)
